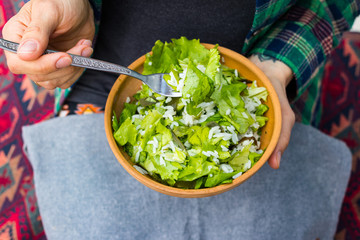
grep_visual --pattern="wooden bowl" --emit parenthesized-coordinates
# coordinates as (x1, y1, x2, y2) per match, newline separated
(104, 44, 281, 198)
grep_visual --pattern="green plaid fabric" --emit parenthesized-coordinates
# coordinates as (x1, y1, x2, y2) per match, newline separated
(54, 0, 359, 125)
(246, 0, 359, 125)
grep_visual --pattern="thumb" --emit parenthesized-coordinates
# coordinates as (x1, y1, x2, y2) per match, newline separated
(17, 5, 59, 61)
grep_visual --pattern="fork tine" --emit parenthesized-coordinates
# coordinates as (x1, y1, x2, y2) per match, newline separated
(144, 73, 182, 97)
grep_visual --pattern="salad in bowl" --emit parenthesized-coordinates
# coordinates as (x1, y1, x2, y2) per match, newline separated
(105, 37, 281, 197)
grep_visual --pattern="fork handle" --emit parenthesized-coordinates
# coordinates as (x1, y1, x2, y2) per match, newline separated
(0, 38, 144, 79)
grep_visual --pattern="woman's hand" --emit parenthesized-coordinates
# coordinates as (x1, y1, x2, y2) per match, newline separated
(249, 54, 295, 169)
(2, 0, 95, 89)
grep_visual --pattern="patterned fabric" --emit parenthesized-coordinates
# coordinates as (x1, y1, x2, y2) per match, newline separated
(2, 0, 360, 239)
(0, 1, 49, 239)
(58, 101, 104, 117)
(318, 33, 360, 239)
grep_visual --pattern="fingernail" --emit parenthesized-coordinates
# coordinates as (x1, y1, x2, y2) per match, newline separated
(18, 40, 38, 54)
(56, 57, 72, 69)
(276, 151, 281, 168)
(81, 47, 93, 57)
(82, 40, 92, 47)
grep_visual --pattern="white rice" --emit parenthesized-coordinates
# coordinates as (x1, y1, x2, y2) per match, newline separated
(227, 126, 236, 134)
(188, 149, 199, 156)
(159, 155, 166, 166)
(232, 172, 243, 179)
(137, 106, 144, 114)
(220, 164, 234, 173)
(169, 121, 179, 129)
(221, 145, 229, 152)
(131, 114, 144, 122)
(198, 109, 215, 123)
(202, 150, 219, 158)
(163, 106, 176, 121)
(181, 98, 190, 106)
(202, 151, 211, 157)
(231, 148, 237, 156)
(156, 95, 166, 101)
(169, 141, 176, 152)
(251, 122, 260, 129)
(242, 96, 259, 113)
(213, 132, 232, 141)
(135, 146, 143, 162)
(147, 137, 159, 153)
(182, 107, 195, 126)
(231, 133, 239, 144)
(249, 144, 258, 153)
(208, 126, 221, 139)
(197, 101, 215, 109)
(212, 157, 220, 164)
(244, 160, 252, 170)
(133, 165, 148, 175)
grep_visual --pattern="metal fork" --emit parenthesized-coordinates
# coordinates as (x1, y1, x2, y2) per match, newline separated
(0, 38, 181, 97)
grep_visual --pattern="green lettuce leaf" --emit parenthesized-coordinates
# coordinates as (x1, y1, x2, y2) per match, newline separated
(249, 151, 263, 165)
(255, 104, 269, 116)
(182, 60, 211, 104)
(178, 157, 217, 181)
(228, 144, 251, 171)
(143, 40, 177, 75)
(256, 116, 268, 128)
(248, 82, 268, 101)
(114, 118, 137, 146)
(204, 171, 239, 188)
(211, 83, 254, 133)
(119, 103, 137, 125)
(172, 37, 209, 64)
(112, 111, 119, 132)
(205, 46, 220, 81)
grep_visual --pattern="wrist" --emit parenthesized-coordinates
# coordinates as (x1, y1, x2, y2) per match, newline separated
(249, 54, 293, 87)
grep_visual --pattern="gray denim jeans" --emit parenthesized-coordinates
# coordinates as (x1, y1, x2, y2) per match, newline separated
(22, 114, 351, 240)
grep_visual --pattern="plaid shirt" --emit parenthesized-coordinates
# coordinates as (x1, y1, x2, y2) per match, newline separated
(55, 0, 359, 126)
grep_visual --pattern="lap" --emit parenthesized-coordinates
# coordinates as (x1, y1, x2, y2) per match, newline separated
(22, 114, 351, 240)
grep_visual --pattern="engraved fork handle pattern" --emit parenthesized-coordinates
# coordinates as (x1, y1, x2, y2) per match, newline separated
(0, 38, 181, 97)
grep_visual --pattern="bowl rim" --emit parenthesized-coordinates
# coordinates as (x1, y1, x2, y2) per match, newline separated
(104, 43, 282, 198)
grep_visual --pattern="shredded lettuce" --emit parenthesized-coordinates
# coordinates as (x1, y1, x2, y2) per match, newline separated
(113, 37, 269, 189)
